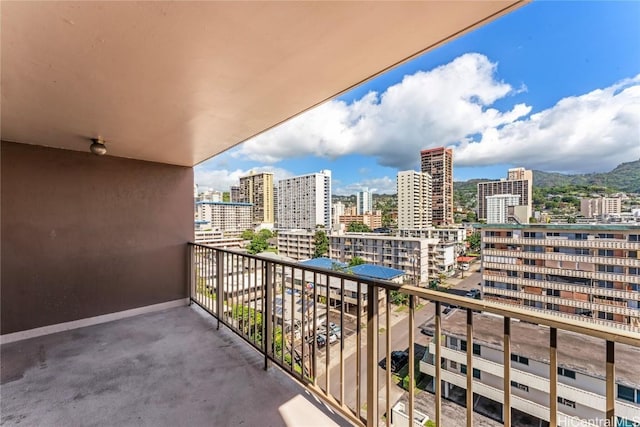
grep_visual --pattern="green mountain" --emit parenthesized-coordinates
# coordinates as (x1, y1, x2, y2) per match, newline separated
(532, 159, 640, 193)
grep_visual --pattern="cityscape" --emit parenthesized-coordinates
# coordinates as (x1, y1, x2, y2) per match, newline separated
(2, 2, 639, 427)
(193, 144, 640, 426)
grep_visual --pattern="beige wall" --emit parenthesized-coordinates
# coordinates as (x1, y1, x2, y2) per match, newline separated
(1, 142, 194, 334)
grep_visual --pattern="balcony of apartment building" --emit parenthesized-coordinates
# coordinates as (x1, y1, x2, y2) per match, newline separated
(3, 2, 639, 427)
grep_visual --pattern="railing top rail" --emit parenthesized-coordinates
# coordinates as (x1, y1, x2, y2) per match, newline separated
(188, 242, 640, 347)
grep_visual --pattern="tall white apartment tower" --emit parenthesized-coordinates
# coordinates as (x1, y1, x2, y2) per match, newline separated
(332, 201, 345, 230)
(277, 170, 332, 230)
(356, 188, 373, 214)
(486, 194, 521, 224)
(397, 170, 432, 230)
(477, 167, 533, 223)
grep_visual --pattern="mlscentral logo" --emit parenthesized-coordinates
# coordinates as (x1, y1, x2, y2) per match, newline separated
(559, 417, 640, 427)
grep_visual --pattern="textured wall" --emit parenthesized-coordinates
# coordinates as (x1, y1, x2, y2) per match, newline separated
(1, 142, 194, 334)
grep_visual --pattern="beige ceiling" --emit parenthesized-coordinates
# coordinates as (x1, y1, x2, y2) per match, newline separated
(1, 1, 526, 167)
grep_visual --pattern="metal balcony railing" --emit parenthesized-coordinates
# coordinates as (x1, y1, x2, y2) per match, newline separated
(188, 243, 640, 427)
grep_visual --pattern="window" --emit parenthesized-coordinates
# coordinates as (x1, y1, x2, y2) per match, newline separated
(450, 360, 458, 369)
(598, 280, 614, 289)
(598, 233, 614, 239)
(460, 364, 467, 374)
(473, 368, 481, 379)
(618, 385, 636, 403)
(598, 312, 614, 320)
(546, 289, 560, 297)
(630, 267, 640, 276)
(557, 397, 576, 408)
(558, 367, 576, 379)
(510, 380, 529, 392)
(524, 259, 536, 266)
(511, 354, 529, 365)
(598, 249, 614, 257)
(629, 251, 637, 258)
(473, 343, 481, 356)
(629, 235, 639, 242)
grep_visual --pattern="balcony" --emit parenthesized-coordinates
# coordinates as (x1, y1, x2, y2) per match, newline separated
(184, 244, 639, 426)
(1, 305, 347, 427)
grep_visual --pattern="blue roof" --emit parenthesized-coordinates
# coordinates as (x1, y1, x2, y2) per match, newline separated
(347, 264, 405, 280)
(298, 258, 404, 281)
(299, 257, 347, 270)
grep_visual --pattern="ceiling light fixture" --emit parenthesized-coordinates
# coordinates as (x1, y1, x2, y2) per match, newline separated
(89, 138, 107, 156)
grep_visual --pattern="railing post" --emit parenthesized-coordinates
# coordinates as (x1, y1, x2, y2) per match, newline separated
(435, 301, 442, 427)
(549, 328, 557, 427)
(503, 317, 511, 427)
(188, 244, 194, 305)
(466, 308, 473, 427)
(606, 340, 615, 426)
(366, 284, 379, 427)
(216, 249, 224, 330)
(264, 261, 273, 371)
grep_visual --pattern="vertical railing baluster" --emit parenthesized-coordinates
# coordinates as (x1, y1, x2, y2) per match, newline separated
(356, 281, 362, 421)
(466, 308, 474, 427)
(408, 294, 415, 427)
(254, 258, 259, 347)
(606, 340, 615, 426)
(435, 301, 442, 426)
(290, 267, 295, 374)
(324, 274, 330, 394)
(340, 277, 345, 406)
(264, 261, 273, 370)
(313, 272, 318, 385)
(503, 317, 511, 427)
(216, 249, 223, 329)
(281, 264, 285, 367)
(549, 327, 557, 427)
(366, 284, 379, 426)
(301, 269, 306, 380)
(385, 288, 391, 427)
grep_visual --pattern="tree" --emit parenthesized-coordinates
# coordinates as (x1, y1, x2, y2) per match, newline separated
(257, 229, 273, 240)
(247, 236, 268, 254)
(466, 231, 481, 252)
(347, 222, 371, 232)
(465, 211, 477, 222)
(348, 256, 365, 267)
(313, 230, 329, 258)
(241, 229, 255, 241)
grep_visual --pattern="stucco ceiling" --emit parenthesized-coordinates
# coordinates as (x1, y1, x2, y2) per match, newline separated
(1, 1, 526, 167)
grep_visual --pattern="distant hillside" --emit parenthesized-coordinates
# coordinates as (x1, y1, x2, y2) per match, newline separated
(533, 160, 640, 193)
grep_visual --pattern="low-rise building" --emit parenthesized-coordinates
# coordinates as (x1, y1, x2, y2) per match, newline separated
(419, 311, 640, 427)
(481, 224, 640, 330)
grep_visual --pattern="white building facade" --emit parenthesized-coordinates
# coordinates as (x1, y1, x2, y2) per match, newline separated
(486, 194, 521, 224)
(357, 188, 373, 215)
(397, 170, 432, 230)
(277, 170, 332, 230)
(195, 201, 253, 234)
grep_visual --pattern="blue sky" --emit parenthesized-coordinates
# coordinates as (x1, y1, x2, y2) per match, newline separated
(195, 1, 640, 195)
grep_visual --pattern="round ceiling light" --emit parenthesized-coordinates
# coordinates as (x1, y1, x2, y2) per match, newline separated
(90, 138, 107, 156)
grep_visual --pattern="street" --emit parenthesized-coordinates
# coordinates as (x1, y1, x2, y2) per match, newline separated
(316, 270, 482, 419)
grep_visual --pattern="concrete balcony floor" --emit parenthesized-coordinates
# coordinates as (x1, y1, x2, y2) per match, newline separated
(1, 306, 350, 427)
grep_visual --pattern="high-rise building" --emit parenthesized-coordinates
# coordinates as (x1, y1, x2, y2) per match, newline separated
(580, 197, 623, 219)
(332, 202, 345, 230)
(277, 170, 332, 230)
(477, 168, 532, 223)
(195, 201, 253, 233)
(238, 172, 274, 225)
(481, 224, 640, 329)
(356, 188, 373, 214)
(420, 147, 453, 226)
(486, 194, 521, 224)
(230, 186, 240, 203)
(397, 170, 432, 230)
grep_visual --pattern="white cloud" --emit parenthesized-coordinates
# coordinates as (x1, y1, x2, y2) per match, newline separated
(334, 176, 397, 196)
(234, 53, 530, 170)
(455, 75, 640, 173)
(232, 53, 639, 174)
(194, 166, 294, 192)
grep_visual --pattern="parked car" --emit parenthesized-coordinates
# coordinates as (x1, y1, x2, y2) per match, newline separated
(443, 307, 453, 315)
(465, 288, 481, 299)
(316, 334, 327, 347)
(420, 327, 434, 337)
(378, 351, 409, 373)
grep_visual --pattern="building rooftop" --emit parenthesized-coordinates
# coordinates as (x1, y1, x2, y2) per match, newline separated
(196, 201, 253, 207)
(299, 257, 347, 270)
(424, 310, 640, 388)
(479, 224, 640, 231)
(347, 264, 405, 281)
